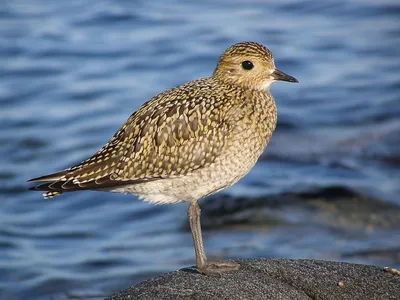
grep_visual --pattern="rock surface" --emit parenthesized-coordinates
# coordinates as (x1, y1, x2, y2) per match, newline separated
(198, 186, 400, 230)
(106, 258, 400, 300)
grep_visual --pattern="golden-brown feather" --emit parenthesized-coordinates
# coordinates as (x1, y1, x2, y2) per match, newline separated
(28, 41, 297, 200)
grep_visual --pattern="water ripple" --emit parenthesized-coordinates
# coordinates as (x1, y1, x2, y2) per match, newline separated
(1, 0, 399, 299)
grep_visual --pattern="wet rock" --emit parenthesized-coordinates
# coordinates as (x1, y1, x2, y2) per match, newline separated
(105, 258, 400, 300)
(341, 247, 400, 264)
(198, 185, 400, 230)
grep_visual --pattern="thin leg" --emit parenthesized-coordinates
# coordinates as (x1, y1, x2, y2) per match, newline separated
(188, 201, 207, 269)
(188, 201, 240, 275)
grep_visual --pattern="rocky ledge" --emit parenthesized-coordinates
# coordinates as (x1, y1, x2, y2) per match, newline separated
(106, 258, 399, 300)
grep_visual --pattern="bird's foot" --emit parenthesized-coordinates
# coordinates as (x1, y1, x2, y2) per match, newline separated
(198, 261, 240, 276)
(384, 267, 400, 275)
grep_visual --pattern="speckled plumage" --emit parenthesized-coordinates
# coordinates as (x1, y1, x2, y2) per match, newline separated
(29, 41, 298, 274)
(30, 78, 276, 202)
(29, 42, 299, 204)
(110, 81, 277, 204)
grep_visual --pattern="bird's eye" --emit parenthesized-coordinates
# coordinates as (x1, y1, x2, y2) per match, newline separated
(241, 60, 254, 70)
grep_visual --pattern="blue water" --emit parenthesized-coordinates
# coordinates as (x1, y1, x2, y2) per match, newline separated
(1, 0, 400, 299)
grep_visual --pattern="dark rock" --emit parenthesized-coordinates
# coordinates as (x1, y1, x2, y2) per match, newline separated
(197, 186, 400, 230)
(105, 258, 400, 300)
(341, 247, 400, 264)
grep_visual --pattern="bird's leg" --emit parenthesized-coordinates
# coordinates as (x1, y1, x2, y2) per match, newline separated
(188, 201, 240, 275)
(188, 201, 207, 269)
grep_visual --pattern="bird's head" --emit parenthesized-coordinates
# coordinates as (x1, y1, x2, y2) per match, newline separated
(213, 42, 298, 91)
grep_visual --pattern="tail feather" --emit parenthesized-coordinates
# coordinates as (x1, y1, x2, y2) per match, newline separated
(28, 177, 80, 199)
(28, 173, 142, 199)
(27, 170, 69, 183)
(28, 170, 71, 199)
(28, 183, 64, 199)
(28, 163, 157, 199)
(44, 191, 62, 199)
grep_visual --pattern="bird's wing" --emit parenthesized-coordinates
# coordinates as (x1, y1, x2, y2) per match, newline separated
(28, 79, 235, 194)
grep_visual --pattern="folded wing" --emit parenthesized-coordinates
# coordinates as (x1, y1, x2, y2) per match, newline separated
(28, 79, 231, 198)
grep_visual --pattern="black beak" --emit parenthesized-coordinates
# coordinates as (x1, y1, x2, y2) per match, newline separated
(272, 69, 298, 83)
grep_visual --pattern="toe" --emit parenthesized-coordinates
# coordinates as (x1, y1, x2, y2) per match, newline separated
(198, 261, 240, 275)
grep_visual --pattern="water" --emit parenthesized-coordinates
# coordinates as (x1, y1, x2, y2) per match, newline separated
(1, 0, 399, 299)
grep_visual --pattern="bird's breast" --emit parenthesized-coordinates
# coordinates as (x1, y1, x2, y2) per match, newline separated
(228, 91, 277, 151)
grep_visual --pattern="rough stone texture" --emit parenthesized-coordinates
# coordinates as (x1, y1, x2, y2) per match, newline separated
(106, 258, 400, 300)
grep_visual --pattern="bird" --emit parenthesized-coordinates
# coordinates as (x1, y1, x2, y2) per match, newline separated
(28, 41, 298, 275)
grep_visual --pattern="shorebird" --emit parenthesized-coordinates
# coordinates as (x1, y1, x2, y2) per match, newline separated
(28, 41, 298, 275)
